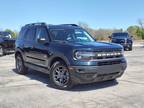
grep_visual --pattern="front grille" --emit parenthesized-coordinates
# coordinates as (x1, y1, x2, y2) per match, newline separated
(113, 39, 125, 43)
(92, 49, 123, 60)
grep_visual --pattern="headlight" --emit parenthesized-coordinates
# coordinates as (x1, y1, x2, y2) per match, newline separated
(74, 51, 95, 60)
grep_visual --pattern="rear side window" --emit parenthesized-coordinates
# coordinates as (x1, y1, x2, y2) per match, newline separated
(25, 27, 36, 41)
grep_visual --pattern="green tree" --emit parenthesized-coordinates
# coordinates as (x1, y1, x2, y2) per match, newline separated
(136, 28, 144, 39)
(127, 26, 140, 39)
(78, 22, 125, 40)
(137, 19, 144, 40)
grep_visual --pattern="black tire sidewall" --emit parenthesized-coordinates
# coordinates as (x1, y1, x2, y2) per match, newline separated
(16, 54, 27, 74)
(50, 61, 73, 90)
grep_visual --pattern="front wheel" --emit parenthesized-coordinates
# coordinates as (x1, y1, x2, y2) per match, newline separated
(15, 54, 28, 74)
(50, 61, 73, 90)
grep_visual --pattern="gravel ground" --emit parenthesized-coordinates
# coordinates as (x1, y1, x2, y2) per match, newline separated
(0, 47, 144, 108)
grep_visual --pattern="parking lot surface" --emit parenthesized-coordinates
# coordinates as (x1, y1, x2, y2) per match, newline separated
(0, 47, 144, 108)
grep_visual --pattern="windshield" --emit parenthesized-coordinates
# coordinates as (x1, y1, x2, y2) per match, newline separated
(112, 33, 129, 38)
(0, 32, 12, 38)
(0, 34, 12, 38)
(50, 28, 95, 42)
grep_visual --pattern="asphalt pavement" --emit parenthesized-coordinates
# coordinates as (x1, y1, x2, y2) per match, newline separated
(0, 47, 144, 108)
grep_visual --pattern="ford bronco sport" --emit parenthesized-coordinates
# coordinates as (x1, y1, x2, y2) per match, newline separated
(15, 23, 127, 89)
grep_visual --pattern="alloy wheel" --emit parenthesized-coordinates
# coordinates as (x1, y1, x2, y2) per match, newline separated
(53, 66, 70, 87)
(16, 56, 23, 72)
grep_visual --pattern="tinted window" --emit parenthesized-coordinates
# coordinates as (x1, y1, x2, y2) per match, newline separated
(112, 33, 129, 38)
(17, 27, 27, 40)
(0, 34, 12, 39)
(36, 27, 49, 41)
(25, 27, 36, 41)
(50, 28, 94, 42)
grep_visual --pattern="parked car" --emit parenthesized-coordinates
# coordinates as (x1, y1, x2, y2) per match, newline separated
(0, 32, 15, 56)
(109, 32, 133, 51)
(15, 23, 127, 89)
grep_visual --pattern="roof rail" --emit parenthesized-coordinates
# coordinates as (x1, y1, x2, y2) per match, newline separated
(59, 24, 78, 26)
(25, 22, 47, 27)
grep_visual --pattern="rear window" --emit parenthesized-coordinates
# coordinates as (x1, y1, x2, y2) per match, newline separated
(25, 27, 35, 41)
(112, 33, 129, 37)
(17, 28, 27, 40)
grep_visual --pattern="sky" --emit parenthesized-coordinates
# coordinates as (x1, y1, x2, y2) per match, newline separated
(0, 0, 144, 31)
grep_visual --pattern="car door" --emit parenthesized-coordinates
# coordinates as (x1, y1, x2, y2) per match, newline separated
(23, 27, 37, 64)
(30, 26, 50, 68)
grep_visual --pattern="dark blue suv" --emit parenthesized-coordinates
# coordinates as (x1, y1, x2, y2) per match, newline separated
(0, 32, 15, 56)
(15, 23, 127, 89)
(110, 32, 133, 51)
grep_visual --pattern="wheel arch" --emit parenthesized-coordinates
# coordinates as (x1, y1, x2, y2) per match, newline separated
(49, 56, 70, 69)
(15, 48, 24, 59)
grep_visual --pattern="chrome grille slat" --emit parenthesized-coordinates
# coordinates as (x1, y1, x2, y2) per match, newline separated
(92, 49, 123, 60)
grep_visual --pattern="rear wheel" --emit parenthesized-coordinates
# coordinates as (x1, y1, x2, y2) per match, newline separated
(50, 61, 73, 90)
(15, 54, 28, 74)
(0, 45, 5, 56)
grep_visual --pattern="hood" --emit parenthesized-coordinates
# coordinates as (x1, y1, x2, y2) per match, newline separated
(55, 41, 123, 51)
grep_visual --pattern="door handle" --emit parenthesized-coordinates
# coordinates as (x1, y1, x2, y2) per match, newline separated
(24, 45, 35, 49)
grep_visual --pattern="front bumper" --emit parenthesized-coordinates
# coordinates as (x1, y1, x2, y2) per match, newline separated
(69, 63, 127, 84)
(119, 43, 132, 49)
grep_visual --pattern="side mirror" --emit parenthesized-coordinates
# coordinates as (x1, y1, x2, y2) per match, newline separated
(108, 36, 112, 39)
(130, 36, 133, 38)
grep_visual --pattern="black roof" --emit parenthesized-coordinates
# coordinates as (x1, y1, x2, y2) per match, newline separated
(24, 23, 81, 29)
(48, 24, 81, 29)
(112, 32, 129, 34)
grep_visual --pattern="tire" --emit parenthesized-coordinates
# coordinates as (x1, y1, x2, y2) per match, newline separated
(129, 47, 132, 51)
(15, 54, 28, 75)
(50, 61, 73, 90)
(0, 45, 5, 56)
